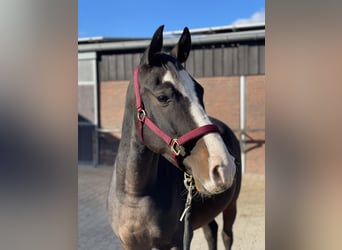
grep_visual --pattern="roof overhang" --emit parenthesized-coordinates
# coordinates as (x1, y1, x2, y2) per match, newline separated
(78, 24, 265, 53)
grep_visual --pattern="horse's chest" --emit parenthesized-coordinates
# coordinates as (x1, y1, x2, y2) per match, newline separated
(112, 197, 180, 247)
(117, 208, 160, 245)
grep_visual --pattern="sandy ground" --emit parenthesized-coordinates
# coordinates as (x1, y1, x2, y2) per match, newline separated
(78, 165, 264, 250)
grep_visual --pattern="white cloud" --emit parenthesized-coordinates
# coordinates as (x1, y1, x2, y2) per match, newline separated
(233, 10, 265, 25)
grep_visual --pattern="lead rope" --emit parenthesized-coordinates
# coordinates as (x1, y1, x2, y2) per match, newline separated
(179, 173, 195, 250)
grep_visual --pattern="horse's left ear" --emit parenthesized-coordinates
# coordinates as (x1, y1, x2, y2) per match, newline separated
(171, 27, 191, 63)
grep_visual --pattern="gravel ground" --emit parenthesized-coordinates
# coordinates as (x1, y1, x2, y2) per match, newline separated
(78, 165, 264, 250)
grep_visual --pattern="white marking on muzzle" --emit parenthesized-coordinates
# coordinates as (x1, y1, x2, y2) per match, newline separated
(163, 70, 236, 189)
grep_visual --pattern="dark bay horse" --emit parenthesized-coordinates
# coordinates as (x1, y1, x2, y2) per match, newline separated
(107, 25, 241, 250)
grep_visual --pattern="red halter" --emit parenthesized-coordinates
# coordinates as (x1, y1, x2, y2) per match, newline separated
(134, 66, 220, 170)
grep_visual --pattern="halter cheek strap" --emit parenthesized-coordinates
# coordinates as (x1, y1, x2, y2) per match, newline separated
(134, 66, 220, 170)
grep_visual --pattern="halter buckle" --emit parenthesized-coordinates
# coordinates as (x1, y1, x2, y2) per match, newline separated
(171, 139, 186, 156)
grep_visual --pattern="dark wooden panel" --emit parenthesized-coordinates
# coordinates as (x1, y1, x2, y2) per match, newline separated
(213, 47, 223, 76)
(99, 55, 109, 82)
(116, 54, 125, 80)
(238, 45, 249, 75)
(124, 54, 133, 79)
(259, 45, 265, 74)
(204, 48, 213, 77)
(193, 49, 204, 78)
(248, 45, 259, 75)
(232, 47, 239, 75)
(97, 43, 265, 80)
(223, 47, 234, 76)
(109, 55, 117, 81)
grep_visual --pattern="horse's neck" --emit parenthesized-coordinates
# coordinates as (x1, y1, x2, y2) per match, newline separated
(114, 85, 160, 196)
(116, 138, 159, 195)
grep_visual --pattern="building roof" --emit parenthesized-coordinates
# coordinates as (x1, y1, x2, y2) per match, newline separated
(78, 23, 265, 52)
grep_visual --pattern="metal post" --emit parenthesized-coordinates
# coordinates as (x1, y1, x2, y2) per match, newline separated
(92, 53, 99, 166)
(240, 75, 246, 174)
(93, 53, 100, 166)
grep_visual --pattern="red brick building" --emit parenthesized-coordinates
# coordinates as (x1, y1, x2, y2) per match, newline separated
(78, 23, 265, 174)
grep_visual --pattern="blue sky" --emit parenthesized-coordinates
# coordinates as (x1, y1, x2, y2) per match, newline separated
(78, 0, 264, 38)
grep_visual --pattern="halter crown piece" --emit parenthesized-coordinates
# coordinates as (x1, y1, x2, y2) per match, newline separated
(134, 66, 220, 170)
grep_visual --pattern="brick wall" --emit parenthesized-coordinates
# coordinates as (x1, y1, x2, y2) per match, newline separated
(99, 75, 265, 174)
(99, 81, 127, 137)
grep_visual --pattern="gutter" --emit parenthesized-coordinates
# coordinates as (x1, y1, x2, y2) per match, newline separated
(164, 22, 265, 36)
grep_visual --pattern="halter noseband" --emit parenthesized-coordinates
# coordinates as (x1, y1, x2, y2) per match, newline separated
(134, 66, 220, 170)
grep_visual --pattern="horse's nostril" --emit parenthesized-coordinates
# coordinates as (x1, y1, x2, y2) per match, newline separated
(211, 165, 224, 185)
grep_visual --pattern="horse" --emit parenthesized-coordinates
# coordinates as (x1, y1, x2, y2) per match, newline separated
(107, 25, 241, 250)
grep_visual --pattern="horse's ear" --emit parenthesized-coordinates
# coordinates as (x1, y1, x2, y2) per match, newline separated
(170, 27, 191, 63)
(140, 25, 164, 66)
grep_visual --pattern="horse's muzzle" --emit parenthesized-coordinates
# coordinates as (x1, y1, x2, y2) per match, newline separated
(201, 154, 236, 195)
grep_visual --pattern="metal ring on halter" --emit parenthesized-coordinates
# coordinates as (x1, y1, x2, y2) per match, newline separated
(137, 109, 146, 121)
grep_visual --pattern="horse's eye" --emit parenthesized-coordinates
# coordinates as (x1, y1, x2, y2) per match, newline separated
(157, 95, 169, 103)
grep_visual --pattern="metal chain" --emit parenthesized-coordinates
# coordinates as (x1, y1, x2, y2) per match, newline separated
(180, 173, 195, 222)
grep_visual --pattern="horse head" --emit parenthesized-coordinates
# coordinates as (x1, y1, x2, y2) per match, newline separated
(134, 25, 236, 195)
